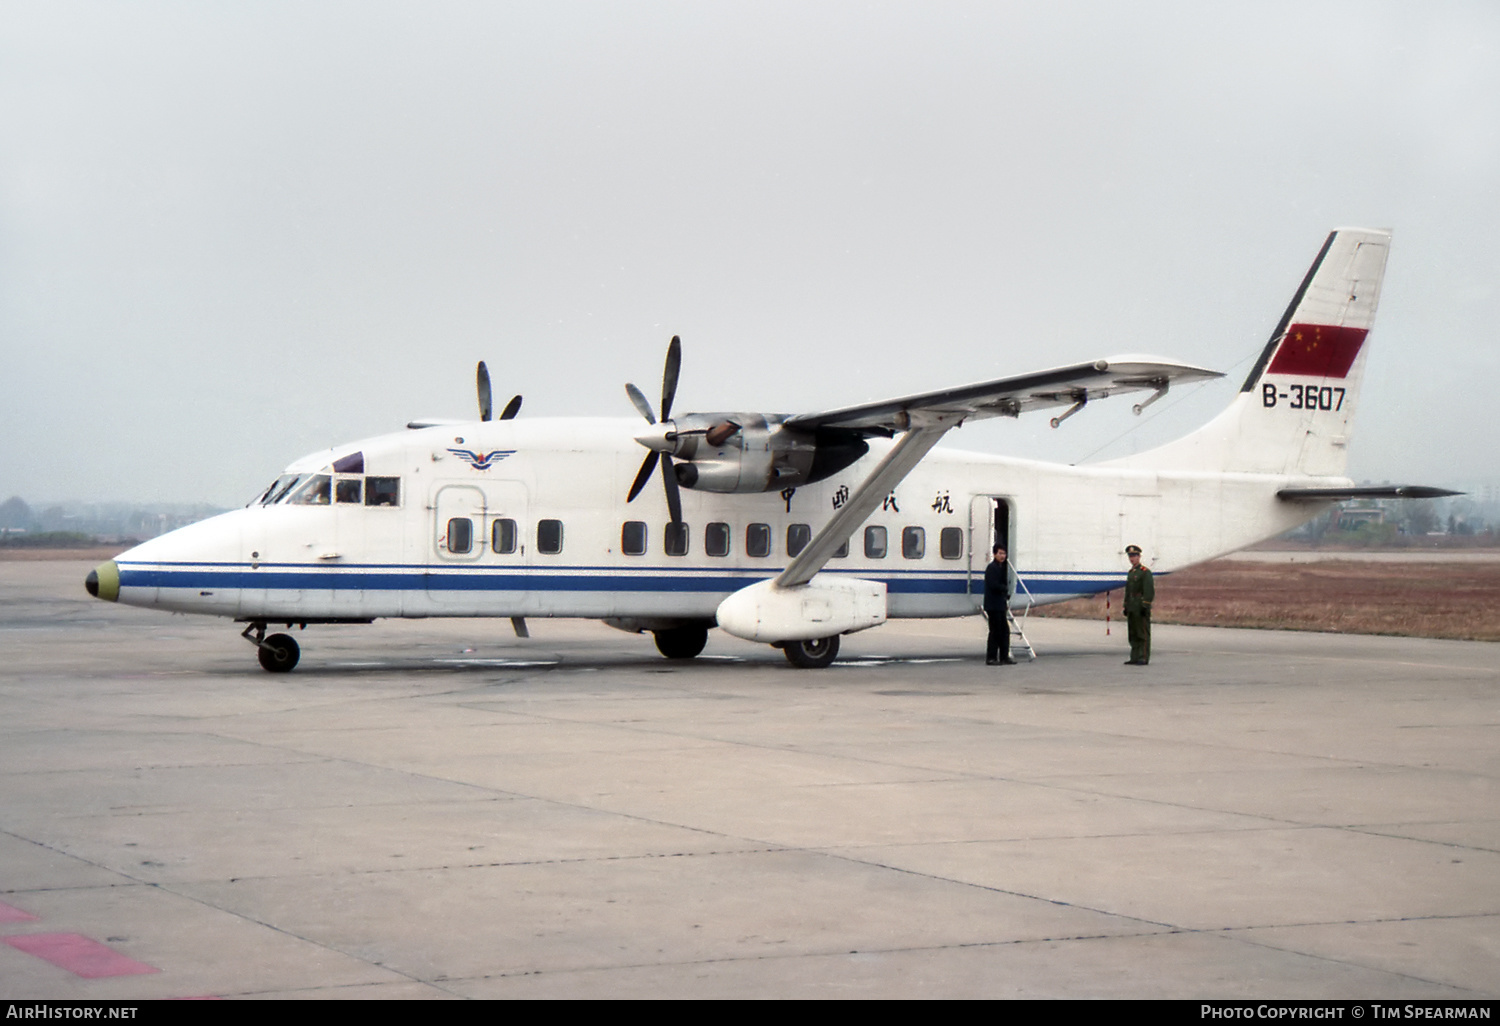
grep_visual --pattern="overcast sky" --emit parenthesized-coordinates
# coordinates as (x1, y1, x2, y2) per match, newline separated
(3, 1, 1497, 506)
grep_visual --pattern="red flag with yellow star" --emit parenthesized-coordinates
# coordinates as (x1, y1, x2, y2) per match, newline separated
(1266, 323, 1367, 378)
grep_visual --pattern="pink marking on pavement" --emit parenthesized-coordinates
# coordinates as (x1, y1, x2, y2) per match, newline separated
(0, 899, 40, 923)
(3, 933, 160, 978)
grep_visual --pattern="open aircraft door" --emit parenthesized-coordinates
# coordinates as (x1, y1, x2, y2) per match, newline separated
(967, 494, 1014, 610)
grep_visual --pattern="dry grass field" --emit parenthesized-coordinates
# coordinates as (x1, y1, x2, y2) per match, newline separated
(1035, 558, 1500, 642)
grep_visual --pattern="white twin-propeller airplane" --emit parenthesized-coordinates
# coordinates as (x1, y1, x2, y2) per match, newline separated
(86, 228, 1455, 671)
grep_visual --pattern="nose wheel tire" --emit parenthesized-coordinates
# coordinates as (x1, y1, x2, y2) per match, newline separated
(257, 633, 301, 673)
(782, 635, 839, 669)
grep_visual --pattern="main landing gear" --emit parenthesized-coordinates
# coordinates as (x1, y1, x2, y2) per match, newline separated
(779, 635, 840, 669)
(242, 622, 300, 673)
(650, 626, 842, 668)
(653, 625, 709, 660)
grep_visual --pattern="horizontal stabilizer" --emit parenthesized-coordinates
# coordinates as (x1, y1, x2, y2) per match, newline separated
(1277, 485, 1462, 501)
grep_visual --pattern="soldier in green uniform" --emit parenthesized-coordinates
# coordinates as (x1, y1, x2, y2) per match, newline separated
(1123, 544, 1154, 666)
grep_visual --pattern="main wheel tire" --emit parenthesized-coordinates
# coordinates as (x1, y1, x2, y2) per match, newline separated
(782, 635, 839, 669)
(653, 626, 708, 660)
(257, 633, 300, 673)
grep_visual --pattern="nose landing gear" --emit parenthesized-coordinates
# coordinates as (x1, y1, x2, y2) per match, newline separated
(242, 622, 301, 673)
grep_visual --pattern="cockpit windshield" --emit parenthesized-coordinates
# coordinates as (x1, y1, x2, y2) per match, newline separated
(284, 474, 332, 505)
(252, 478, 280, 506)
(253, 475, 300, 506)
(254, 471, 400, 507)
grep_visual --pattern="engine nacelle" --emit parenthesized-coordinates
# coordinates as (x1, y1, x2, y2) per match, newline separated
(666, 413, 868, 494)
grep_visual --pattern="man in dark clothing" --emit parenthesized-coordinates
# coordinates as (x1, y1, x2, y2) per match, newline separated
(984, 545, 1016, 665)
(1123, 543, 1154, 665)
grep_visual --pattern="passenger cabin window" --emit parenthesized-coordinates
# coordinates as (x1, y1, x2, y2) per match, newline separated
(902, 526, 925, 559)
(832, 540, 849, 559)
(664, 522, 689, 556)
(940, 527, 964, 560)
(746, 523, 771, 558)
(706, 522, 730, 557)
(335, 478, 362, 504)
(447, 518, 473, 554)
(366, 477, 401, 507)
(622, 521, 647, 556)
(864, 525, 887, 559)
(537, 519, 564, 555)
(492, 518, 517, 554)
(787, 523, 811, 557)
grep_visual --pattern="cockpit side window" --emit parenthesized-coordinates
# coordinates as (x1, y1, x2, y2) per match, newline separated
(365, 477, 401, 507)
(335, 478, 362, 504)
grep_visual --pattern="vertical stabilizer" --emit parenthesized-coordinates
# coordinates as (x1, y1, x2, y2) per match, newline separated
(1113, 228, 1391, 477)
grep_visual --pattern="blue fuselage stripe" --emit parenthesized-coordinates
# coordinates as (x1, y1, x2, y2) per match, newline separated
(116, 564, 1127, 597)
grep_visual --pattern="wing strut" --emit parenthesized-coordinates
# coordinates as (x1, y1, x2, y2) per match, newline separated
(776, 415, 963, 589)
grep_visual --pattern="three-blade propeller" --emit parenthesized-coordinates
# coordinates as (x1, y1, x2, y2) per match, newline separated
(477, 361, 522, 422)
(625, 336, 684, 524)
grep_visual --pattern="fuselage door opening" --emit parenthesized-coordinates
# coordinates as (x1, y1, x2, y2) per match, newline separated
(967, 494, 1014, 610)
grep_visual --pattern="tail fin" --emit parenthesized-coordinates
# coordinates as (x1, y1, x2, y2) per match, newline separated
(1115, 228, 1391, 477)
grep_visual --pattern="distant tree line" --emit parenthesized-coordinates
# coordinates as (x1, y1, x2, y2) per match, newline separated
(0, 496, 225, 544)
(1284, 493, 1498, 547)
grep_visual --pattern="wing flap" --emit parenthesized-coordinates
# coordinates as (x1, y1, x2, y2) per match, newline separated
(785, 356, 1221, 433)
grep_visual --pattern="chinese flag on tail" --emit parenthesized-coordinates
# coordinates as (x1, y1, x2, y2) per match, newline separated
(1266, 323, 1368, 378)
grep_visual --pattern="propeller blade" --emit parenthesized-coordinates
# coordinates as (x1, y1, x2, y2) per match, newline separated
(626, 336, 684, 520)
(660, 335, 681, 421)
(661, 453, 683, 525)
(625, 382, 656, 424)
(477, 361, 493, 421)
(626, 451, 658, 503)
(499, 394, 523, 420)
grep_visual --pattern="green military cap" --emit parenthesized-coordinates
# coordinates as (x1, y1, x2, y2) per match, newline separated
(1125, 544, 1142, 555)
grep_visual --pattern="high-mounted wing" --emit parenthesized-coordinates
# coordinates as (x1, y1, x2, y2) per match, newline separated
(772, 355, 1223, 589)
(786, 355, 1221, 434)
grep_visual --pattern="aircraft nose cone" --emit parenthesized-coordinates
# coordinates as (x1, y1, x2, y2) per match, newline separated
(86, 560, 119, 602)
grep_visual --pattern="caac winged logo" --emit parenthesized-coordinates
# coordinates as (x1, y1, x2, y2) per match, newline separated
(447, 448, 516, 471)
